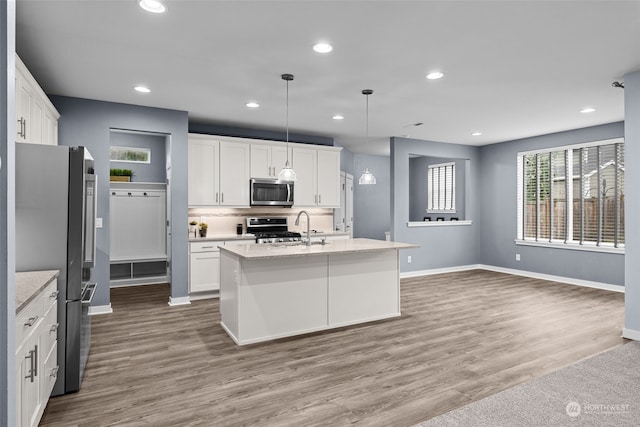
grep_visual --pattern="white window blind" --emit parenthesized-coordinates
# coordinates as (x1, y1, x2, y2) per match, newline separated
(517, 139, 624, 248)
(427, 162, 456, 212)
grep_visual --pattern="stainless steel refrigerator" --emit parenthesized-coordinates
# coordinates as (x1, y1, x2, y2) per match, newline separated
(15, 143, 97, 396)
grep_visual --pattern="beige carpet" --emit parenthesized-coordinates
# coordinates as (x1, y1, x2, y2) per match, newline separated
(416, 342, 640, 427)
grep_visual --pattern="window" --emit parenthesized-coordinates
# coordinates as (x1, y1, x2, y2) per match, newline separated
(427, 162, 456, 212)
(517, 138, 624, 249)
(110, 146, 151, 164)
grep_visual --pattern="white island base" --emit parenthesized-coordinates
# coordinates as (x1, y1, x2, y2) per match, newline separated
(219, 238, 417, 345)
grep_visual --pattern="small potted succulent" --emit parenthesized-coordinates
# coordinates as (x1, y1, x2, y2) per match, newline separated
(198, 222, 208, 238)
(189, 221, 198, 237)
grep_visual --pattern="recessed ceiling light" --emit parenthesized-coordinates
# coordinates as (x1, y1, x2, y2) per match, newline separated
(471, 132, 482, 136)
(246, 102, 260, 108)
(332, 114, 344, 120)
(580, 107, 596, 113)
(139, 0, 166, 13)
(426, 71, 444, 80)
(134, 86, 151, 93)
(313, 43, 333, 54)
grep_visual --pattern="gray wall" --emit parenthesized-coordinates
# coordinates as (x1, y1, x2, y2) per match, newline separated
(391, 137, 481, 272)
(478, 122, 625, 285)
(50, 96, 189, 307)
(624, 70, 640, 336)
(409, 156, 466, 221)
(354, 153, 390, 239)
(109, 131, 167, 183)
(339, 145, 355, 176)
(1, 1, 16, 424)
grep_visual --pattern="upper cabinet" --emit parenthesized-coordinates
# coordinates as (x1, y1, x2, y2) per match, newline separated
(16, 55, 59, 145)
(250, 141, 290, 179)
(293, 146, 341, 208)
(188, 134, 250, 207)
(188, 133, 341, 208)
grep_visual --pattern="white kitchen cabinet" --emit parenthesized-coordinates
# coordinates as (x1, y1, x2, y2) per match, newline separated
(15, 55, 59, 145)
(188, 134, 250, 207)
(16, 278, 59, 427)
(250, 141, 290, 179)
(189, 241, 226, 294)
(292, 146, 341, 208)
(292, 146, 317, 206)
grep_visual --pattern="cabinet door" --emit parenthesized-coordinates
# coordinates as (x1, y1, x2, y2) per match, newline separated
(18, 333, 42, 427)
(317, 150, 341, 207)
(30, 97, 44, 144)
(16, 72, 33, 143)
(189, 251, 220, 292)
(188, 138, 219, 206)
(270, 145, 290, 178)
(219, 141, 250, 206)
(292, 147, 317, 206)
(345, 174, 354, 235)
(250, 144, 272, 179)
(42, 109, 57, 146)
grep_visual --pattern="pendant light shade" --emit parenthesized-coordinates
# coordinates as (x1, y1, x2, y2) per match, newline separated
(358, 168, 377, 185)
(359, 89, 377, 185)
(278, 73, 297, 182)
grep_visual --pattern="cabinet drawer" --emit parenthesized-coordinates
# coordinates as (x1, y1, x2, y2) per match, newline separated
(190, 241, 224, 252)
(15, 294, 43, 349)
(43, 340, 58, 398)
(42, 302, 59, 356)
(42, 280, 59, 312)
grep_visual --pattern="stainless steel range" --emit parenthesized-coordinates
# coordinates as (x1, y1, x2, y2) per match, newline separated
(246, 217, 302, 244)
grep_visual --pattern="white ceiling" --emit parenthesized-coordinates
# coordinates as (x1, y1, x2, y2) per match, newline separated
(16, 0, 640, 156)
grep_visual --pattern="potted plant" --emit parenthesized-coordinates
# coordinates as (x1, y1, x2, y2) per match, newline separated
(198, 222, 208, 237)
(110, 168, 134, 182)
(189, 221, 198, 237)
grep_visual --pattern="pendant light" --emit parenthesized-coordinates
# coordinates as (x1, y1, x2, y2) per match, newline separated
(278, 73, 297, 182)
(358, 89, 377, 185)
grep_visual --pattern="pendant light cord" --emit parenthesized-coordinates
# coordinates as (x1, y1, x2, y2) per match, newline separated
(286, 78, 290, 162)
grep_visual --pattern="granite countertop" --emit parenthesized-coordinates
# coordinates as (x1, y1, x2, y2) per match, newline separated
(15, 270, 60, 313)
(219, 238, 418, 260)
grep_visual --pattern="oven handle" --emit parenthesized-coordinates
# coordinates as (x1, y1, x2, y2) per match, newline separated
(81, 282, 97, 305)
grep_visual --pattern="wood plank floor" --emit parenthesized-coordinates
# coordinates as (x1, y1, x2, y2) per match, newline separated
(40, 270, 626, 426)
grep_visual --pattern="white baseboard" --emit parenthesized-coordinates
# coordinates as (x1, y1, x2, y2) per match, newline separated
(401, 264, 624, 293)
(622, 328, 640, 341)
(400, 264, 482, 278)
(88, 304, 113, 315)
(168, 296, 191, 307)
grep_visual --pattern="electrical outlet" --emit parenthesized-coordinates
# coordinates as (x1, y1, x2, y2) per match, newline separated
(515, 253, 521, 261)
(408, 255, 412, 264)
(95, 218, 103, 228)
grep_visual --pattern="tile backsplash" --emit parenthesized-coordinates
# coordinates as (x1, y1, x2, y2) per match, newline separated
(188, 207, 335, 236)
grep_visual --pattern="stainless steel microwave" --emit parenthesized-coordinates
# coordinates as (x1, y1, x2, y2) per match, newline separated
(250, 178, 294, 207)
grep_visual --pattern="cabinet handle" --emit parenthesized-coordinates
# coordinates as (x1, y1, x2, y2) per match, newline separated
(24, 315, 39, 327)
(50, 290, 60, 300)
(216, 192, 219, 203)
(221, 193, 224, 203)
(315, 194, 317, 204)
(318, 194, 322, 204)
(50, 322, 60, 333)
(25, 348, 36, 382)
(50, 366, 60, 378)
(201, 246, 214, 249)
(34, 345, 38, 378)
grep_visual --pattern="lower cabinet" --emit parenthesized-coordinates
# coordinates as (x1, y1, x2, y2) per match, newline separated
(189, 241, 225, 294)
(16, 279, 58, 427)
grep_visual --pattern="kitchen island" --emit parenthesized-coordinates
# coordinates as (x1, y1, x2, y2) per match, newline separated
(219, 238, 418, 345)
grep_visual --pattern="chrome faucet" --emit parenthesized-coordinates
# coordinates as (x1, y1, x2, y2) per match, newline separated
(295, 210, 311, 246)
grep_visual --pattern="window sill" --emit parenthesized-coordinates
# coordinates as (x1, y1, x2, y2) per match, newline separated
(407, 220, 473, 227)
(514, 239, 625, 254)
